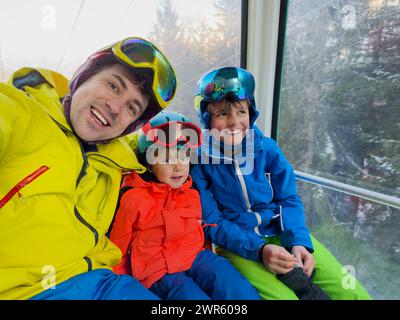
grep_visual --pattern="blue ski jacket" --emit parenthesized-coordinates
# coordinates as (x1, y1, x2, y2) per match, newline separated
(191, 127, 313, 262)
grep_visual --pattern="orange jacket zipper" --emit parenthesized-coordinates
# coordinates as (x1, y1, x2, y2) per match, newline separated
(0, 165, 49, 209)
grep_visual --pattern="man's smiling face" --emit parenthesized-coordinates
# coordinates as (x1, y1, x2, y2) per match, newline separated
(70, 64, 149, 142)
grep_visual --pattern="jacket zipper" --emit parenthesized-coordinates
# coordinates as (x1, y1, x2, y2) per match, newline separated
(76, 139, 88, 187)
(163, 189, 172, 208)
(74, 139, 98, 246)
(74, 207, 99, 245)
(54, 118, 100, 248)
(0, 165, 49, 209)
(233, 160, 263, 236)
(265, 172, 274, 200)
(279, 205, 284, 231)
(84, 256, 93, 271)
(42, 118, 98, 261)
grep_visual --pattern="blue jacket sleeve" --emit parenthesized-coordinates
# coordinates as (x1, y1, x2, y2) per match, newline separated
(191, 164, 266, 261)
(265, 138, 314, 252)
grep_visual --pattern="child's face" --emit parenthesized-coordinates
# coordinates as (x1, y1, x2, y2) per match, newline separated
(151, 148, 190, 189)
(209, 99, 250, 145)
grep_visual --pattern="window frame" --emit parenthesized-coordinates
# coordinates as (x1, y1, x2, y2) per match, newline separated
(245, 0, 400, 210)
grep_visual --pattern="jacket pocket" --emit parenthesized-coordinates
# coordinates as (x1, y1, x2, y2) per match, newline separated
(162, 207, 201, 243)
(0, 165, 49, 209)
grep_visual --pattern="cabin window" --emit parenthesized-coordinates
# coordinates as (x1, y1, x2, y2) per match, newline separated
(277, 0, 400, 299)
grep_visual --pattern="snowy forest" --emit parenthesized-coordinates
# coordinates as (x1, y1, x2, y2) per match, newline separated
(146, 0, 241, 125)
(279, 0, 399, 299)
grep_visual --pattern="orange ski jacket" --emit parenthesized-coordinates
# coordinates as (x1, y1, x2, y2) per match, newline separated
(110, 172, 205, 288)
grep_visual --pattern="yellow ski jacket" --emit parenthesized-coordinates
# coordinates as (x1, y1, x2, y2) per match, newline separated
(0, 67, 145, 299)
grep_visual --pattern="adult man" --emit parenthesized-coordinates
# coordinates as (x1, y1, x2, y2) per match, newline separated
(0, 37, 176, 299)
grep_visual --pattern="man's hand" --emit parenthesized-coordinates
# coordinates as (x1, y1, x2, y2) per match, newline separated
(261, 244, 298, 274)
(291, 245, 314, 277)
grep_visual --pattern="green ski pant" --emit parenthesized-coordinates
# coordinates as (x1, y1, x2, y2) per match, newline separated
(217, 235, 371, 300)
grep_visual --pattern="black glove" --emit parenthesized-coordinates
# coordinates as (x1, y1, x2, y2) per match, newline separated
(277, 266, 331, 300)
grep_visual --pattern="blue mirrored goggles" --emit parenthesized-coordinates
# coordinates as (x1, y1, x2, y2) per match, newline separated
(195, 67, 255, 103)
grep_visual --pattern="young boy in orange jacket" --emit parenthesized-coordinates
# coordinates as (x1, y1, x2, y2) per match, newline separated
(110, 111, 260, 300)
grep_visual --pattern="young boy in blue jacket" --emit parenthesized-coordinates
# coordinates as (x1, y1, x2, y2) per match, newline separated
(190, 66, 371, 300)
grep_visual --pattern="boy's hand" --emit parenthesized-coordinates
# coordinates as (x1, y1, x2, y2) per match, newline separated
(261, 244, 298, 275)
(291, 246, 314, 277)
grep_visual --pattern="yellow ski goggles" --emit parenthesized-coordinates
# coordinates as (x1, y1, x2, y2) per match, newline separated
(97, 37, 177, 109)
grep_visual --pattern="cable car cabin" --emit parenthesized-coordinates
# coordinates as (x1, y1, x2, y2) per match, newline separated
(0, 0, 399, 300)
